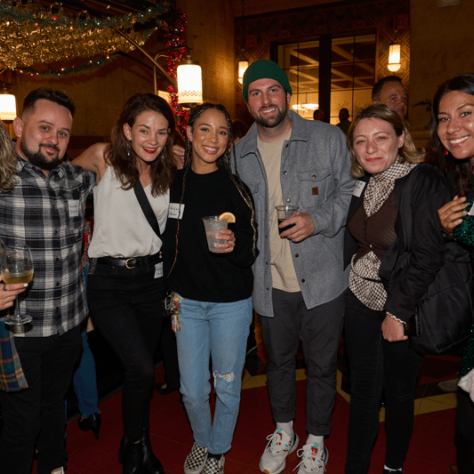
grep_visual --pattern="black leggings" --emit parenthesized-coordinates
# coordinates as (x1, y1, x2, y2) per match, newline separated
(456, 388, 474, 474)
(87, 261, 164, 442)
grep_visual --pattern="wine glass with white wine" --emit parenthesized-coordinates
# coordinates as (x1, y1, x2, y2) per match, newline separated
(1, 245, 34, 325)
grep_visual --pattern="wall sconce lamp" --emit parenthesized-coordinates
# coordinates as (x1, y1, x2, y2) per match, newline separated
(237, 0, 248, 85)
(387, 43, 401, 72)
(238, 52, 249, 85)
(387, 28, 401, 72)
(0, 81, 17, 122)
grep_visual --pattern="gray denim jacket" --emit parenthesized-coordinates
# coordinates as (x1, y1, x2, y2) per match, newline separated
(234, 111, 354, 317)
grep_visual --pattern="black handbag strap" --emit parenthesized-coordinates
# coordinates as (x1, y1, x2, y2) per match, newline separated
(133, 180, 161, 239)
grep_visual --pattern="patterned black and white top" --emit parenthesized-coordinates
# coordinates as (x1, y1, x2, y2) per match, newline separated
(349, 158, 416, 311)
(0, 157, 95, 337)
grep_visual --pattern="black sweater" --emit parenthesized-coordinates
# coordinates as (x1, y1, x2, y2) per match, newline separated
(163, 167, 256, 303)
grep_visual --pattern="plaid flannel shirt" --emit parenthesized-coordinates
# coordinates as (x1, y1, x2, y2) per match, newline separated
(0, 157, 95, 337)
(0, 320, 27, 391)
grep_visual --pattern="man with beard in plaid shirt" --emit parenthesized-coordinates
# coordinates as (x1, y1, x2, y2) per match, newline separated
(0, 88, 95, 474)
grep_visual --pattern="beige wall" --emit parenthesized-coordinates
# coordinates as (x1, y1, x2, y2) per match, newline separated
(410, 0, 474, 137)
(177, 0, 235, 117)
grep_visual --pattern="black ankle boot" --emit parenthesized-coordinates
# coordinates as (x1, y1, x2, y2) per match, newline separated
(141, 426, 165, 474)
(118, 437, 143, 474)
(77, 413, 101, 440)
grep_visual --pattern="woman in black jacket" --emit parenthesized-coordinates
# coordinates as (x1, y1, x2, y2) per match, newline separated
(428, 73, 474, 474)
(343, 104, 466, 474)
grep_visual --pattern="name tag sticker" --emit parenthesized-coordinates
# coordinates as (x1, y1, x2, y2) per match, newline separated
(68, 200, 79, 217)
(168, 203, 184, 219)
(468, 204, 474, 216)
(353, 181, 366, 198)
(154, 262, 163, 279)
(312, 187, 319, 195)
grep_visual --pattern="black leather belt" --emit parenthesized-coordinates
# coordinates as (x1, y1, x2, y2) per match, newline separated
(97, 252, 162, 270)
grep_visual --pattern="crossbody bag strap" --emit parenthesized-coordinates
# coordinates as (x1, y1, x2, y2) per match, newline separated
(133, 180, 161, 239)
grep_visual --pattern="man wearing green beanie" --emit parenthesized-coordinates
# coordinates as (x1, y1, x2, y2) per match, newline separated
(234, 60, 354, 474)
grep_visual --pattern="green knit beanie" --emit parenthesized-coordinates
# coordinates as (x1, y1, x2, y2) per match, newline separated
(242, 60, 292, 103)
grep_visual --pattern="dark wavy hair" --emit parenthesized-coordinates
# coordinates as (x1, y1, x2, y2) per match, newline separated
(426, 74, 474, 196)
(347, 103, 423, 178)
(105, 93, 176, 196)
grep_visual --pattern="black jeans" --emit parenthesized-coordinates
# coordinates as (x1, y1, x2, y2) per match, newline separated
(88, 260, 164, 442)
(0, 325, 82, 474)
(344, 291, 423, 474)
(258, 289, 345, 436)
(456, 388, 474, 474)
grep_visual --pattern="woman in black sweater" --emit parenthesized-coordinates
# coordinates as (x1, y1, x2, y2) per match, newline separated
(163, 103, 257, 474)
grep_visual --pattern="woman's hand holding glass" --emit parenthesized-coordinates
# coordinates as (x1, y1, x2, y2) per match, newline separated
(0, 278, 27, 311)
(214, 229, 235, 253)
(1, 245, 34, 325)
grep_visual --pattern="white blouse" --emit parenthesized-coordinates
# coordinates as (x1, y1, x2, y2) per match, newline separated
(88, 165, 169, 258)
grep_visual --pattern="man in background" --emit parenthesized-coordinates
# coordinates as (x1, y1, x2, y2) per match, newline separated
(372, 75, 408, 118)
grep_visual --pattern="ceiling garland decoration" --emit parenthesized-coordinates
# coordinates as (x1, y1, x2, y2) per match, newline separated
(12, 54, 117, 77)
(0, 1, 168, 69)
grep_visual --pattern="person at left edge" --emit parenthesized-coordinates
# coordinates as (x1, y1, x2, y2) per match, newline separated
(0, 88, 95, 474)
(73, 93, 175, 474)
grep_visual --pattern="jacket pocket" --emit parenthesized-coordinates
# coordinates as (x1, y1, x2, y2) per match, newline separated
(297, 167, 330, 207)
(246, 182, 259, 194)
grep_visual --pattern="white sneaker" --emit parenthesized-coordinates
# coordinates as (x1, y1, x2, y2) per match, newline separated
(259, 428, 299, 474)
(295, 443, 328, 474)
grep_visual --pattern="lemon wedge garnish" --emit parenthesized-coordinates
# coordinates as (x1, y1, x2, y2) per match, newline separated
(218, 212, 236, 223)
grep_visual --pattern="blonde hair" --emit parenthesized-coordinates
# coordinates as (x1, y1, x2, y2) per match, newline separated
(347, 104, 423, 178)
(0, 123, 17, 192)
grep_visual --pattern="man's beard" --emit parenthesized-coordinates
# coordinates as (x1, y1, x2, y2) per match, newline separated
(254, 106, 287, 129)
(20, 140, 62, 171)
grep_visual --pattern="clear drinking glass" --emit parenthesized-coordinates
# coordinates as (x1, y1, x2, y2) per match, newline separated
(275, 205, 299, 236)
(202, 216, 228, 253)
(1, 245, 34, 325)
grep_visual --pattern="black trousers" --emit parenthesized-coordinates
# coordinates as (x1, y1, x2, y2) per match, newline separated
(0, 325, 82, 474)
(88, 260, 164, 442)
(456, 388, 474, 474)
(344, 291, 423, 474)
(258, 289, 345, 436)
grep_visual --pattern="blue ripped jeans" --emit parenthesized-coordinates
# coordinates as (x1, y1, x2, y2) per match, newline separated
(175, 296, 252, 455)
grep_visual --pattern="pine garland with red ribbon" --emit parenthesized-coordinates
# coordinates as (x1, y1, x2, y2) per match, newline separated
(162, 9, 190, 134)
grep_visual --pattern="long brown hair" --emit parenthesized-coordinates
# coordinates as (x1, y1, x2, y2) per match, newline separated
(105, 93, 176, 196)
(347, 103, 423, 178)
(426, 74, 474, 196)
(0, 123, 18, 192)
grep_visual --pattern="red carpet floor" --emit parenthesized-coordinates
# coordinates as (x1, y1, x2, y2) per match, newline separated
(60, 362, 458, 474)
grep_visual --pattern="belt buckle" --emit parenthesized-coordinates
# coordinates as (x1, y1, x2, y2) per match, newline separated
(125, 258, 136, 269)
